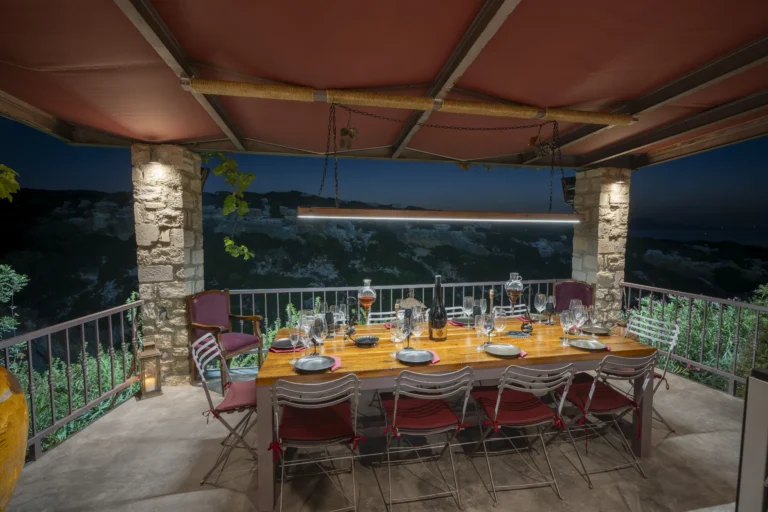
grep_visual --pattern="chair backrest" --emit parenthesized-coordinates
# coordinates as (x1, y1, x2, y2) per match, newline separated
(191, 333, 224, 411)
(587, 353, 658, 412)
(491, 364, 575, 421)
(272, 374, 360, 440)
(368, 310, 397, 325)
(494, 304, 529, 316)
(392, 367, 474, 429)
(625, 313, 679, 390)
(187, 289, 232, 338)
(554, 280, 593, 313)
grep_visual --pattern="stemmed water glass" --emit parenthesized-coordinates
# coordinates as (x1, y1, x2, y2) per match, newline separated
(476, 314, 493, 351)
(474, 298, 487, 315)
(311, 315, 328, 350)
(411, 314, 424, 342)
(586, 305, 596, 327)
(569, 299, 583, 311)
(299, 315, 313, 350)
(572, 305, 587, 335)
(545, 296, 556, 325)
(463, 296, 474, 326)
(288, 327, 300, 365)
(493, 309, 507, 338)
(559, 310, 574, 346)
(534, 294, 547, 324)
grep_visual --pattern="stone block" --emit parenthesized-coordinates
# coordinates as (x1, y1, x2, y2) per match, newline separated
(596, 271, 615, 288)
(183, 230, 196, 248)
(169, 228, 184, 247)
(135, 224, 159, 246)
(191, 249, 204, 265)
(582, 255, 598, 271)
(190, 178, 201, 193)
(138, 283, 156, 300)
(175, 266, 196, 280)
(572, 257, 582, 271)
(138, 265, 173, 283)
(131, 144, 151, 166)
(158, 229, 170, 243)
(585, 271, 597, 284)
(154, 333, 173, 349)
(158, 281, 187, 299)
(144, 202, 165, 210)
(572, 270, 587, 281)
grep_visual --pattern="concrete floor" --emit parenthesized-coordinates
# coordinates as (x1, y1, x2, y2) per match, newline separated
(10, 372, 743, 512)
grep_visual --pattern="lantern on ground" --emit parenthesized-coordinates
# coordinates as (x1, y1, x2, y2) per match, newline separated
(138, 339, 162, 400)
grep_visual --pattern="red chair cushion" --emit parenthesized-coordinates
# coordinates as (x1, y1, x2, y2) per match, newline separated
(221, 332, 261, 354)
(279, 402, 354, 442)
(381, 395, 460, 432)
(472, 388, 554, 427)
(563, 381, 633, 413)
(217, 381, 258, 412)
(554, 281, 593, 313)
(189, 291, 230, 338)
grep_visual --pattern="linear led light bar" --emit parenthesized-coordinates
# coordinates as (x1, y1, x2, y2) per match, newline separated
(297, 207, 582, 224)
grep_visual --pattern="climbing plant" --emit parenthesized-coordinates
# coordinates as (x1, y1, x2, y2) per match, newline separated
(0, 164, 20, 202)
(200, 152, 255, 260)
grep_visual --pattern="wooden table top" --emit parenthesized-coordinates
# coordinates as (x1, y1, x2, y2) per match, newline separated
(255, 320, 656, 386)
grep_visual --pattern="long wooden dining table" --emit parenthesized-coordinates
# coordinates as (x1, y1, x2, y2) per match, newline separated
(253, 319, 656, 511)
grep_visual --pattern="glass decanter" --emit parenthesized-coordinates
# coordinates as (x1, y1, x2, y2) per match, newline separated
(504, 272, 524, 305)
(358, 279, 377, 312)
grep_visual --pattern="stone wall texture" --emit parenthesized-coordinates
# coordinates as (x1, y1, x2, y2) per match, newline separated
(132, 144, 203, 385)
(572, 167, 631, 326)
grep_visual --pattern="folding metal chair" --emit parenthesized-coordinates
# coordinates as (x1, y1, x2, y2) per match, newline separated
(559, 353, 658, 484)
(445, 306, 465, 319)
(493, 304, 529, 316)
(625, 313, 679, 433)
(191, 334, 258, 486)
(470, 364, 583, 503)
(368, 310, 397, 325)
(272, 374, 362, 512)
(379, 367, 474, 510)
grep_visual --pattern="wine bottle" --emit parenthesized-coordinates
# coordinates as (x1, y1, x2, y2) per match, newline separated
(429, 275, 448, 341)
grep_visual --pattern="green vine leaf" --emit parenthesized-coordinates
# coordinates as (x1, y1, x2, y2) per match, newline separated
(0, 164, 20, 203)
(224, 236, 254, 260)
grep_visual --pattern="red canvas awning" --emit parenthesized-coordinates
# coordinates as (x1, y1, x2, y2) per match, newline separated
(1, 0, 767, 169)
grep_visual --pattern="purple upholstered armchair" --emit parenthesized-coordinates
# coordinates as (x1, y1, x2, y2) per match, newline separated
(187, 289, 263, 381)
(553, 280, 594, 313)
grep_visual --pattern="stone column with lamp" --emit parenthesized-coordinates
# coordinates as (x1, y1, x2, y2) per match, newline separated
(132, 144, 204, 385)
(571, 167, 632, 327)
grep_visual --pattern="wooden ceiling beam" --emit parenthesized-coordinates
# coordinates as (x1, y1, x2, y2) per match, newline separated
(113, 0, 246, 151)
(522, 35, 768, 165)
(579, 89, 768, 167)
(390, 0, 523, 158)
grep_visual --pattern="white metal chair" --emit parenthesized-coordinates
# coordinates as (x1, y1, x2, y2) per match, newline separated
(470, 364, 584, 503)
(445, 306, 465, 319)
(191, 334, 259, 486)
(272, 374, 362, 512)
(368, 310, 397, 325)
(493, 304, 529, 316)
(559, 353, 658, 484)
(379, 367, 474, 510)
(624, 313, 680, 432)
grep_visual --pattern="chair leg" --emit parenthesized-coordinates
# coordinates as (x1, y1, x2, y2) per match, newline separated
(479, 427, 498, 506)
(351, 446, 358, 512)
(538, 429, 562, 500)
(279, 450, 286, 512)
(446, 434, 463, 510)
(611, 419, 647, 479)
(653, 406, 676, 433)
(385, 434, 394, 512)
(565, 426, 593, 489)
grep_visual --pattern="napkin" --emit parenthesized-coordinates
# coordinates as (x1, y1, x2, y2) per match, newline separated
(448, 319, 464, 327)
(384, 322, 391, 329)
(515, 316, 529, 322)
(520, 349, 528, 359)
(605, 345, 612, 352)
(330, 356, 342, 372)
(269, 345, 307, 354)
(426, 350, 440, 364)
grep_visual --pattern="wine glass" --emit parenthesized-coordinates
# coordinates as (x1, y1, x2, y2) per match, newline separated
(493, 309, 507, 338)
(569, 299, 583, 311)
(288, 327, 300, 365)
(476, 314, 493, 351)
(545, 296, 556, 325)
(390, 317, 405, 344)
(312, 315, 328, 348)
(474, 315, 484, 340)
(462, 296, 474, 325)
(534, 294, 547, 324)
(474, 298, 487, 315)
(559, 310, 573, 346)
(572, 305, 587, 334)
(411, 315, 424, 340)
(586, 305, 596, 327)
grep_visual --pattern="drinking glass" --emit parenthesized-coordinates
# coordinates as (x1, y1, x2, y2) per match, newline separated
(534, 293, 547, 324)
(476, 314, 493, 351)
(569, 299, 583, 310)
(474, 298, 487, 315)
(474, 315, 484, 339)
(493, 309, 507, 337)
(587, 305, 596, 327)
(572, 305, 587, 334)
(312, 315, 328, 346)
(390, 317, 405, 344)
(411, 315, 424, 339)
(545, 296, 556, 325)
(288, 327, 300, 365)
(559, 310, 573, 346)
(462, 296, 474, 324)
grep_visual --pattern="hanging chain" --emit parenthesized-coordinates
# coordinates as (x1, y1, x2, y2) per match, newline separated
(322, 103, 564, 211)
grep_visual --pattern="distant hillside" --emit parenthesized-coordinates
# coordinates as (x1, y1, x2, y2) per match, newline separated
(1, 188, 767, 332)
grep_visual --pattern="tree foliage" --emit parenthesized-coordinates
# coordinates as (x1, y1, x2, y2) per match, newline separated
(0, 164, 20, 202)
(0, 264, 29, 337)
(200, 152, 255, 260)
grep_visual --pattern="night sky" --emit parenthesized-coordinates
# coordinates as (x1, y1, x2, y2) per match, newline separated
(1, 116, 767, 241)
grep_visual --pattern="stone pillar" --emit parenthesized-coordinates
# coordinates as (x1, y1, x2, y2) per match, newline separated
(132, 144, 204, 385)
(572, 167, 631, 326)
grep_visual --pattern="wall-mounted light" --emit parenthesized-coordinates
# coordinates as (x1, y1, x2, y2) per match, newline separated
(297, 207, 582, 224)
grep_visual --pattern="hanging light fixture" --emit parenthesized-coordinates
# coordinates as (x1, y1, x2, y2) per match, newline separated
(298, 207, 581, 223)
